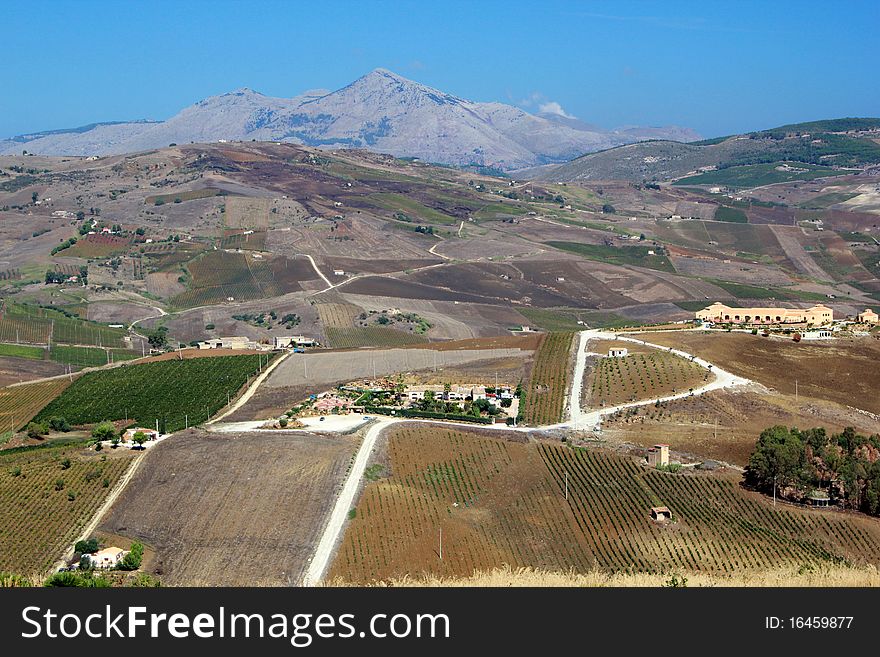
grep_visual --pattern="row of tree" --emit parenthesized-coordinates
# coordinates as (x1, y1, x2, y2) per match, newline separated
(745, 425, 880, 515)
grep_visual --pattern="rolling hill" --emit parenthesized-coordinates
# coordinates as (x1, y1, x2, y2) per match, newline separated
(533, 118, 880, 185)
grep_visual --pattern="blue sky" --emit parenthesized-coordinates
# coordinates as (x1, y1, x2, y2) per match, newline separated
(2, 0, 878, 139)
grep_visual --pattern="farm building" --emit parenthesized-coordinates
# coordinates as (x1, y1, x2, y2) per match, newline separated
(651, 506, 672, 522)
(608, 347, 628, 358)
(695, 302, 833, 326)
(646, 444, 670, 467)
(195, 336, 256, 350)
(857, 308, 878, 324)
(85, 547, 126, 569)
(123, 427, 158, 442)
(807, 491, 831, 508)
(802, 329, 833, 340)
(274, 335, 317, 349)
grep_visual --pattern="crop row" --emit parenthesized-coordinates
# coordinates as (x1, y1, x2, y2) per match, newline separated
(521, 332, 574, 425)
(34, 354, 273, 432)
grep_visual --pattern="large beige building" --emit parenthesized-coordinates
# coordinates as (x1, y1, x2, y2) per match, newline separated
(857, 308, 878, 324)
(696, 302, 833, 326)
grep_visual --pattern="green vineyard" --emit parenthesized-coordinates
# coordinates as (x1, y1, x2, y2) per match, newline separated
(34, 354, 274, 432)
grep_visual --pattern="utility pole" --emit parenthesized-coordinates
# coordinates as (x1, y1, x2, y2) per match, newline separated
(565, 471, 569, 501)
(773, 475, 777, 506)
(185, 414, 188, 429)
(439, 527, 443, 561)
(714, 417, 718, 442)
(795, 379, 798, 403)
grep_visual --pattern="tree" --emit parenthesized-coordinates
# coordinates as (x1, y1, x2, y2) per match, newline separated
(602, 204, 616, 214)
(132, 431, 147, 449)
(48, 416, 70, 432)
(31, 192, 38, 204)
(745, 425, 804, 496)
(147, 326, 169, 350)
(118, 542, 144, 571)
(91, 421, 117, 441)
(26, 422, 47, 439)
(75, 538, 100, 554)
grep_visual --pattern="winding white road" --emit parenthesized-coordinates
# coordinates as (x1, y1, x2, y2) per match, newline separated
(299, 328, 752, 585)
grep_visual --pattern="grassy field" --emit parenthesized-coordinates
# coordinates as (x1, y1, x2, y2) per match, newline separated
(367, 192, 458, 224)
(34, 354, 273, 432)
(146, 188, 225, 205)
(0, 379, 72, 433)
(521, 332, 574, 425)
(713, 206, 748, 223)
(0, 441, 135, 574)
(545, 241, 676, 273)
(674, 162, 847, 189)
(0, 343, 44, 359)
(99, 429, 355, 585)
(329, 427, 880, 584)
(49, 345, 140, 368)
(585, 350, 711, 408)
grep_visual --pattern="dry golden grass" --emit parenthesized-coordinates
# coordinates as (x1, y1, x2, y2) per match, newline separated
(325, 564, 880, 588)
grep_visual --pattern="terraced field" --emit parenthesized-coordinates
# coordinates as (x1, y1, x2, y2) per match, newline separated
(329, 427, 880, 584)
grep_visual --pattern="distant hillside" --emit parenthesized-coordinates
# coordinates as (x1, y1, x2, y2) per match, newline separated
(0, 69, 699, 170)
(535, 117, 880, 185)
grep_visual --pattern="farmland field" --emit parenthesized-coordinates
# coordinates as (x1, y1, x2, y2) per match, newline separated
(219, 230, 268, 251)
(64, 234, 131, 258)
(146, 188, 225, 205)
(584, 350, 712, 408)
(520, 332, 574, 425)
(99, 429, 355, 585)
(0, 343, 44, 360)
(633, 331, 880, 415)
(224, 196, 270, 229)
(170, 251, 299, 308)
(49, 345, 140, 368)
(329, 426, 880, 584)
(0, 303, 129, 347)
(674, 162, 848, 188)
(713, 206, 748, 223)
(0, 442, 135, 574)
(34, 354, 273, 432)
(545, 241, 676, 273)
(0, 379, 72, 433)
(316, 301, 427, 347)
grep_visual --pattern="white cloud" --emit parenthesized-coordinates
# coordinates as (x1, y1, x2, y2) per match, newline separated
(538, 101, 575, 119)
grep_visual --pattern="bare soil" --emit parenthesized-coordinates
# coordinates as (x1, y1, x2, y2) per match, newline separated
(99, 428, 357, 586)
